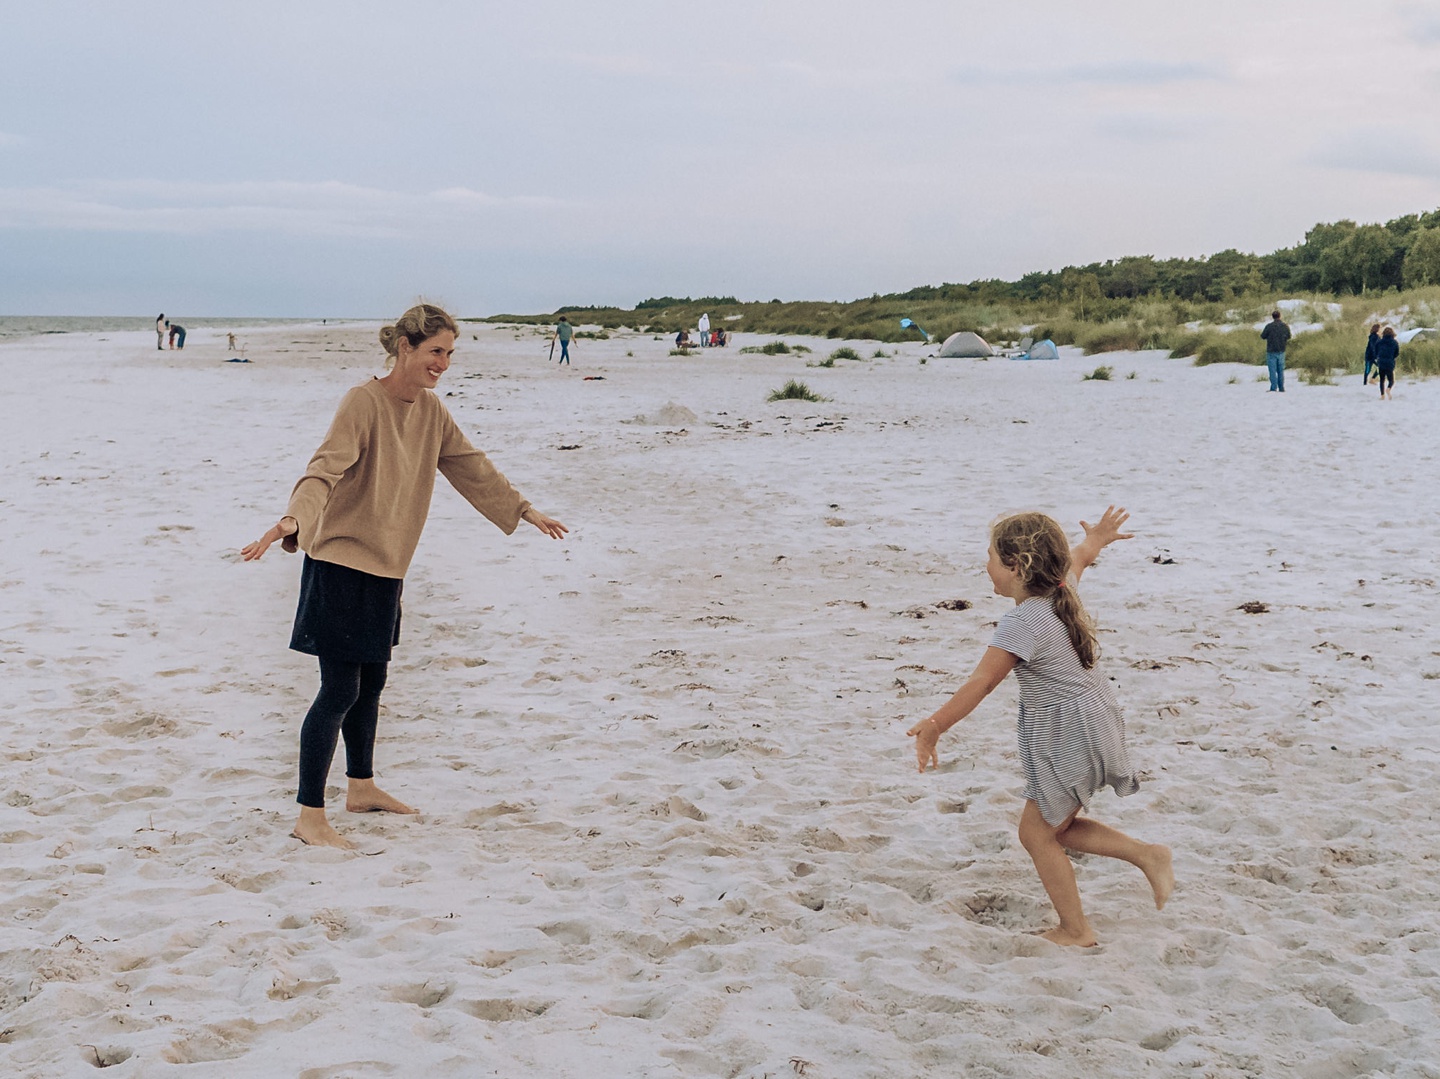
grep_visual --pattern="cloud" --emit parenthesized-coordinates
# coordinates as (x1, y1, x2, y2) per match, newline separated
(1308, 129, 1440, 179)
(1403, 4, 1440, 43)
(1093, 111, 1210, 144)
(0, 179, 566, 236)
(950, 60, 1226, 88)
(1055, 61, 1227, 85)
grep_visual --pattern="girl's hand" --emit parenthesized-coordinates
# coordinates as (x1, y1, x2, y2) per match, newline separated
(522, 507, 569, 539)
(241, 518, 297, 562)
(1080, 505, 1133, 549)
(906, 717, 941, 773)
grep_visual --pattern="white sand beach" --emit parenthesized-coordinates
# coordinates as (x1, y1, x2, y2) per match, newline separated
(2, 323, 1438, 1078)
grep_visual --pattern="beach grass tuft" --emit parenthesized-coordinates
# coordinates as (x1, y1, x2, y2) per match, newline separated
(768, 379, 829, 402)
(739, 340, 793, 355)
(1082, 365, 1114, 381)
(829, 347, 863, 361)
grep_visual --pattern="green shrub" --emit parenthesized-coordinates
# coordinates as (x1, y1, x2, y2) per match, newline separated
(872, 348, 888, 358)
(740, 340, 794, 355)
(809, 356, 836, 368)
(1168, 332, 1206, 358)
(1082, 365, 1114, 381)
(1194, 334, 1262, 366)
(829, 346, 863, 361)
(768, 379, 829, 402)
(668, 348, 695, 357)
(1404, 340, 1440, 375)
(1077, 323, 1143, 354)
(1288, 327, 1368, 376)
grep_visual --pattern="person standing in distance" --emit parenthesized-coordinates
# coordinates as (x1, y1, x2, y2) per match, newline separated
(241, 303, 569, 849)
(1260, 309, 1291, 392)
(1374, 326, 1399, 401)
(1363, 323, 1381, 386)
(697, 312, 711, 348)
(552, 315, 573, 365)
(156, 313, 166, 351)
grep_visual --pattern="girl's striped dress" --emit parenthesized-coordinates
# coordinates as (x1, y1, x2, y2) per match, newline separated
(991, 596, 1139, 825)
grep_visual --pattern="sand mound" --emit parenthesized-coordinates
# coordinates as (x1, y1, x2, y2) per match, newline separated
(623, 401, 697, 425)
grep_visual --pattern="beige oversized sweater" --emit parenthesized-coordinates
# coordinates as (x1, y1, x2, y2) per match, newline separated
(285, 379, 531, 579)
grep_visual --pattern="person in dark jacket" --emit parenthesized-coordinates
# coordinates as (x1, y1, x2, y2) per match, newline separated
(1259, 310, 1292, 392)
(1374, 327, 1399, 400)
(1363, 323, 1381, 385)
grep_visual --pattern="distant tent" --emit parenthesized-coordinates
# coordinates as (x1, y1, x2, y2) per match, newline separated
(1397, 327, 1437, 344)
(1014, 338, 1060, 361)
(938, 331, 994, 358)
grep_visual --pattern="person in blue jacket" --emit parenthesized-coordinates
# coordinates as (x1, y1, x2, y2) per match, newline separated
(1363, 323, 1381, 385)
(1374, 327, 1399, 401)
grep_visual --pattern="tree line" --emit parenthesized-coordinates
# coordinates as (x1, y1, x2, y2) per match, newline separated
(885, 208, 1440, 309)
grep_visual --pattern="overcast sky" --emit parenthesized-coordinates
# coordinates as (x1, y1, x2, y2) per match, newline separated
(4, 0, 1440, 316)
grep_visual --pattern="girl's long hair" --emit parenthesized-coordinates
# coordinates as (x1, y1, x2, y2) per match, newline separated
(991, 512, 1099, 668)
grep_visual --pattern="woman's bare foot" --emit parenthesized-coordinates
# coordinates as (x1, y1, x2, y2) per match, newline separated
(1041, 925, 1098, 948)
(345, 777, 419, 815)
(292, 806, 355, 849)
(1139, 844, 1175, 910)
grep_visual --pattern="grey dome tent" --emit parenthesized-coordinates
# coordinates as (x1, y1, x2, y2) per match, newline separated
(938, 331, 994, 357)
(1015, 338, 1060, 361)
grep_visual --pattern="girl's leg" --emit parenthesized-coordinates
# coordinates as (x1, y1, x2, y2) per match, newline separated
(1055, 816, 1174, 910)
(341, 661, 418, 815)
(1018, 801, 1095, 947)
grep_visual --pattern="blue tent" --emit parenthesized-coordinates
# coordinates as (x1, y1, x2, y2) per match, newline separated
(1014, 338, 1059, 361)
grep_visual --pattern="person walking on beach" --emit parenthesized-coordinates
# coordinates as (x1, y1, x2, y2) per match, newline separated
(1363, 323, 1381, 385)
(906, 506, 1173, 947)
(1374, 326, 1399, 400)
(552, 315, 573, 365)
(156, 314, 166, 351)
(1260, 310, 1291, 392)
(697, 312, 710, 348)
(241, 303, 569, 849)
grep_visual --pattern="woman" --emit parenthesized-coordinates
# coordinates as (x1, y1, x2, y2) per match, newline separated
(1374, 326, 1399, 401)
(1363, 323, 1381, 385)
(242, 304, 568, 848)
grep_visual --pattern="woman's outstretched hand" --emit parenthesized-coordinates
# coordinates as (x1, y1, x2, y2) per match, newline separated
(522, 508, 569, 539)
(241, 517, 298, 562)
(906, 717, 941, 773)
(1080, 505, 1134, 549)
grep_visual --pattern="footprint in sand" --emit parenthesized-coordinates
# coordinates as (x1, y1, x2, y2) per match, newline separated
(387, 980, 454, 1008)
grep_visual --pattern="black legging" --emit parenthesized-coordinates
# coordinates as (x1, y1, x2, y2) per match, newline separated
(1377, 365, 1395, 395)
(297, 657, 388, 808)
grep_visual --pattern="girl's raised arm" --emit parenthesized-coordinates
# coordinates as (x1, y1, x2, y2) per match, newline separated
(906, 646, 1017, 773)
(1072, 505, 1133, 583)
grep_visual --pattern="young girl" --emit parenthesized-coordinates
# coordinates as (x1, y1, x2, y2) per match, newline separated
(907, 506, 1173, 947)
(242, 303, 568, 849)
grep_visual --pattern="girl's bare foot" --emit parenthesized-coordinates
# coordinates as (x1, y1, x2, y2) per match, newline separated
(345, 777, 419, 815)
(292, 806, 355, 849)
(1140, 844, 1175, 910)
(1041, 925, 1098, 948)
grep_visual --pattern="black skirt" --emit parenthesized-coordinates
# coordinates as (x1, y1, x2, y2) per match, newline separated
(290, 555, 403, 663)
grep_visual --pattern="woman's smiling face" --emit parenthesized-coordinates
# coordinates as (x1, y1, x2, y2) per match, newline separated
(397, 330, 455, 392)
